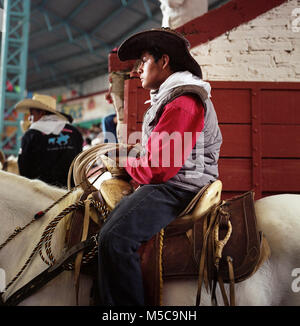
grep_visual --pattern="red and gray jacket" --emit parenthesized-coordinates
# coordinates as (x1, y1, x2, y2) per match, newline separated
(126, 82, 222, 192)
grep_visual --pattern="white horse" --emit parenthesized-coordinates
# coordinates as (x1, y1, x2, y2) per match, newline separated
(0, 170, 92, 305)
(0, 170, 300, 306)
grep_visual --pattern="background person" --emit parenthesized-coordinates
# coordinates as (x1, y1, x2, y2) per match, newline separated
(15, 94, 83, 188)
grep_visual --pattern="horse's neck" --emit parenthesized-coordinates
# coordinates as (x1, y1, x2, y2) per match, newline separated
(0, 172, 82, 300)
(0, 175, 64, 237)
(0, 172, 83, 243)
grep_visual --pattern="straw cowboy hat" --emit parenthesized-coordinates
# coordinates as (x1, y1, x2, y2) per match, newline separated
(15, 93, 68, 121)
(117, 27, 202, 78)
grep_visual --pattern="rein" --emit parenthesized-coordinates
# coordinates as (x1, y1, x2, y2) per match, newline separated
(0, 165, 105, 251)
(2, 197, 103, 294)
(0, 166, 106, 298)
(1, 143, 133, 305)
(0, 183, 80, 252)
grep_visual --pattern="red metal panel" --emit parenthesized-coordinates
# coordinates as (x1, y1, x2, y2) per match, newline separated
(211, 88, 251, 123)
(219, 158, 252, 191)
(262, 125, 300, 158)
(219, 124, 251, 157)
(261, 89, 300, 124)
(262, 159, 300, 192)
(222, 192, 246, 200)
(123, 80, 300, 198)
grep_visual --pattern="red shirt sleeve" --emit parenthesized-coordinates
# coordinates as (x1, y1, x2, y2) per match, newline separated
(125, 94, 205, 184)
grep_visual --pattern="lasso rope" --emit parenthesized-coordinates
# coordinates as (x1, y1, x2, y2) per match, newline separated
(159, 229, 164, 306)
(68, 142, 138, 191)
(0, 165, 105, 252)
(1, 143, 134, 296)
(4, 198, 108, 293)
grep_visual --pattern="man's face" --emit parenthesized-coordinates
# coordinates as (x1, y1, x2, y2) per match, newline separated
(29, 108, 45, 122)
(137, 51, 167, 90)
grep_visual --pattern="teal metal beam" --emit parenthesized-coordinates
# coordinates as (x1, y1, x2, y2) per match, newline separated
(29, 61, 108, 91)
(115, 0, 160, 23)
(66, 0, 91, 21)
(27, 4, 162, 90)
(31, 29, 106, 59)
(30, 7, 109, 51)
(28, 0, 161, 91)
(0, 0, 30, 156)
(43, 11, 52, 31)
(142, 0, 152, 18)
(110, 6, 162, 48)
(28, 0, 161, 85)
(90, 0, 137, 36)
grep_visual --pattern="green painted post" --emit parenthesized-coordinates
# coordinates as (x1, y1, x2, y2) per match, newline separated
(0, 0, 30, 156)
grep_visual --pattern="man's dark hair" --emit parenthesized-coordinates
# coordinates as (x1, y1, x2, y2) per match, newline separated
(143, 46, 185, 74)
(30, 108, 52, 115)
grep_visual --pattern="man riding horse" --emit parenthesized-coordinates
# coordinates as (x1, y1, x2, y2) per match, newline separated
(97, 28, 222, 305)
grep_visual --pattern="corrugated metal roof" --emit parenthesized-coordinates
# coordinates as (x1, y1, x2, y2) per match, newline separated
(27, 0, 229, 91)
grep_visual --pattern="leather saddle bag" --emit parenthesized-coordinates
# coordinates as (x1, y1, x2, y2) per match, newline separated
(140, 191, 270, 305)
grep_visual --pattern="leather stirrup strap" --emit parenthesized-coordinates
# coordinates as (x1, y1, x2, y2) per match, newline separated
(2, 237, 96, 306)
(214, 257, 235, 306)
(217, 275, 229, 306)
(227, 256, 235, 306)
(74, 196, 91, 305)
(195, 215, 209, 306)
(195, 207, 218, 305)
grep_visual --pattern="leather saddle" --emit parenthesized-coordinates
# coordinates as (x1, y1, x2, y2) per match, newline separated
(66, 178, 270, 306)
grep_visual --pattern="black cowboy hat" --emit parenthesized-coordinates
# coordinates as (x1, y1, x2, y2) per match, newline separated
(117, 28, 202, 78)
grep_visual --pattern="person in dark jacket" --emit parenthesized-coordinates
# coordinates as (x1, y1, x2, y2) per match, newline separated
(97, 28, 222, 306)
(102, 113, 118, 143)
(15, 94, 83, 188)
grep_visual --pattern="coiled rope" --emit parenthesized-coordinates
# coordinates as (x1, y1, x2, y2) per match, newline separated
(4, 197, 108, 293)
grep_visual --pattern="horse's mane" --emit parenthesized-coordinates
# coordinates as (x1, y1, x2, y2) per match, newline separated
(0, 170, 71, 201)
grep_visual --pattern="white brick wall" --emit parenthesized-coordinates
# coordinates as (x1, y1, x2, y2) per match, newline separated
(192, 0, 300, 81)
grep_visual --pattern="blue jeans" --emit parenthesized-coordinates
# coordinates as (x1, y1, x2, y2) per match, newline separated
(97, 183, 197, 306)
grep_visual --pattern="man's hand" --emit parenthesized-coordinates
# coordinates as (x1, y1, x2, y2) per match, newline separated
(100, 154, 127, 177)
(106, 143, 141, 167)
(99, 143, 141, 179)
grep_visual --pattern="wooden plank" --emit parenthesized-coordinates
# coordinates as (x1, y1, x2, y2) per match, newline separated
(261, 90, 300, 124)
(219, 158, 252, 191)
(127, 122, 143, 145)
(124, 79, 148, 139)
(108, 51, 135, 72)
(262, 159, 300, 191)
(124, 80, 137, 129)
(251, 87, 263, 201)
(219, 124, 251, 157)
(123, 79, 300, 198)
(262, 125, 300, 157)
(136, 87, 150, 122)
(212, 88, 251, 123)
(128, 123, 253, 157)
